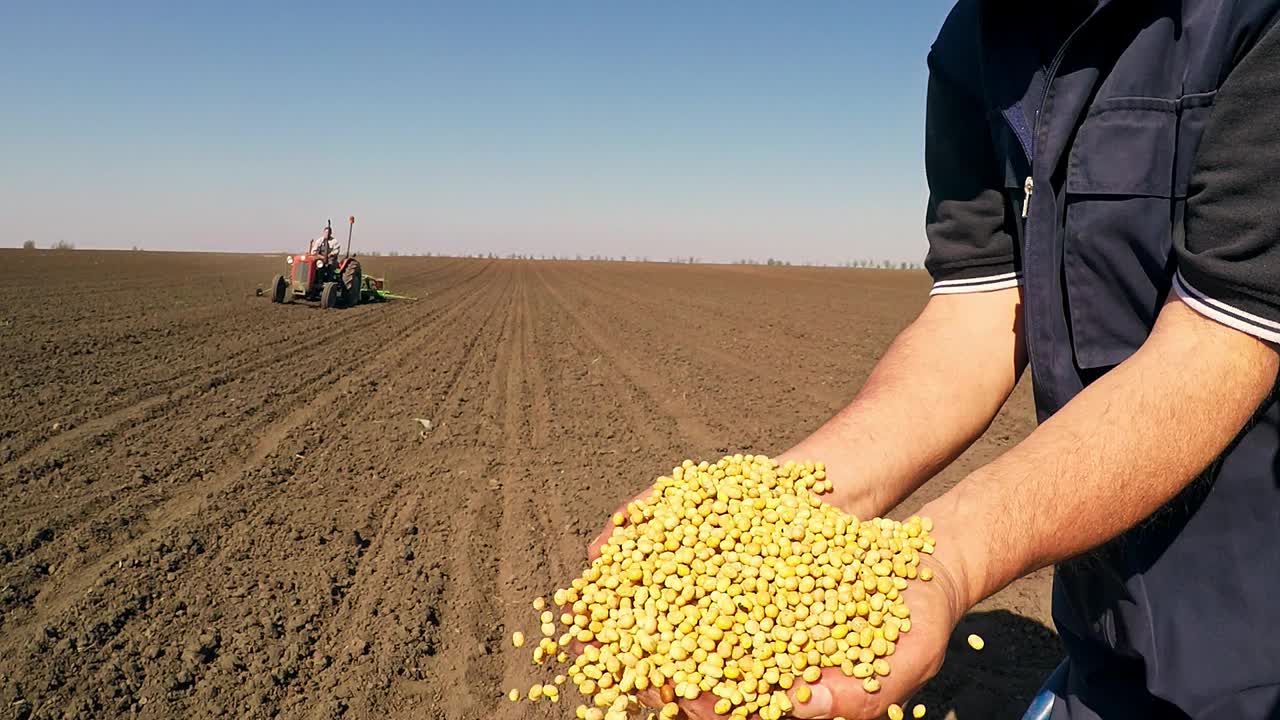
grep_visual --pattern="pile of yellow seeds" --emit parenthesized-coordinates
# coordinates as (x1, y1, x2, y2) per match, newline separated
(507, 454, 937, 720)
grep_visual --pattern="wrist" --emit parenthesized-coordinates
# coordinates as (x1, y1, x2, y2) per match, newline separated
(918, 488, 1008, 617)
(827, 481, 883, 521)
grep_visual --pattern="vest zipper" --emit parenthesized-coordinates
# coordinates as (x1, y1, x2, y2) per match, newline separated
(1022, 13, 1096, 220)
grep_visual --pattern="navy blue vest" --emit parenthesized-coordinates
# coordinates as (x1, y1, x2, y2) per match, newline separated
(932, 2, 1280, 717)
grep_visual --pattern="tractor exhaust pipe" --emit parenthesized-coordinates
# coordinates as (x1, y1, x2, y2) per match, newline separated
(345, 215, 355, 260)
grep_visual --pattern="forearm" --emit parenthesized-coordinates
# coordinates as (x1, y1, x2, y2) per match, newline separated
(926, 298, 1279, 610)
(783, 289, 1026, 519)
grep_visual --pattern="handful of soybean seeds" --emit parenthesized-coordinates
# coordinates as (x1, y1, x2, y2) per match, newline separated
(508, 454, 937, 720)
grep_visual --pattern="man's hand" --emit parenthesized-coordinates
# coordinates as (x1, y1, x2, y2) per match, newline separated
(587, 487, 653, 560)
(592, 554, 969, 720)
(785, 554, 968, 720)
(582, 483, 975, 720)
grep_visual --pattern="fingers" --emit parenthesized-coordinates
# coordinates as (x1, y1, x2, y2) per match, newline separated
(586, 522, 617, 561)
(789, 669, 871, 720)
(788, 667, 926, 720)
(560, 611, 600, 658)
(587, 488, 656, 560)
(634, 683, 736, 720)
(556, 597, 597, 658)
(634, 687, 664, 709)
(675, 693, 731, 720)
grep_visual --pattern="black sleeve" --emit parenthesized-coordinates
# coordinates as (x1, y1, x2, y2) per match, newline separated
(921, 51, 1020, 296)
(1174, 15, 1280, 343)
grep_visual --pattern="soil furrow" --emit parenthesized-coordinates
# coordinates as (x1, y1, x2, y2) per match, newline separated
(534, 265, 720, 454)
(0, 262, 494, 644)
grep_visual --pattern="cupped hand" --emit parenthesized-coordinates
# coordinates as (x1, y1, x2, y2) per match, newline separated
(578, 462, 970, 720)
(565, 553, 966, 720)
(784, 555, 966, 719)
(587, 486, 654, 560)
(641, 555, 964, 720)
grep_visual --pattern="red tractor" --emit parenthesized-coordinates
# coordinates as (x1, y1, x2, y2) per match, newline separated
(269, 217, 365, 308)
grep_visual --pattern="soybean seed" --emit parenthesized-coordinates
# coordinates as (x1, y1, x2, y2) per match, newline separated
(507, 455, 939, 720)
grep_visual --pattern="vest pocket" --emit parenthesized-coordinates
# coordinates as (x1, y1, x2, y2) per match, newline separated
(1062, 98, 1178, 370)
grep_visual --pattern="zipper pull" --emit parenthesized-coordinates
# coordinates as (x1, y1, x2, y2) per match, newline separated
(1022, 176, 1034, 218)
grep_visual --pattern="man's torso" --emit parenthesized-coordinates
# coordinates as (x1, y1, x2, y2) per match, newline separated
(931, 2, 1280, 716)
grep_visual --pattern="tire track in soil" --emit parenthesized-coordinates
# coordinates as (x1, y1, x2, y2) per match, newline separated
(528, 268, 677, 456)
(483, 267, 720, 720)
(564, 269, 838, 410)
(0, 357, 358, 633)
(453, 265, 606, 720)
(3, 258, 487, 502)
(382, 264, 522, 718)
(202, 261, 509, 720)
(225, 265, 505, 594)
(0, 255, 481, 470)
(486, 269, 570, 720)
(273, 264, 516, 719)
(464, 266, 529, 719)
(332, 264, 540, 720)
(432, 268, 524, 720)
(149, 260, 498, 529)
(513, 274, 577, 581)
(533, 265, 719, 455)
(0, 263, 495, 615)
(486, 268, 618, 720)
(417, 266, 516, 453)
(0, 264, 499, 647)
(545, 265, 836, 455)
(520, 271, 649, 567)
(519, 276, 553, 452)
(1, 257, 485, 473)
(0, 260, 508, 720)
(523, 265, 695, 577)
(0, 257, 499, 717)
(3, 301, 406, 476)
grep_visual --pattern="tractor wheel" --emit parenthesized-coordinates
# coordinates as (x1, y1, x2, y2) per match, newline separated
(321, 282, 340, 309)
(269, 274, 288, 304)
(341, 259, 363, 307)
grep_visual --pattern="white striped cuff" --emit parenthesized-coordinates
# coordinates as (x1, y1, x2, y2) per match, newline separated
(930, 271, 1023, 296)
(1172, 271, 1280, 344)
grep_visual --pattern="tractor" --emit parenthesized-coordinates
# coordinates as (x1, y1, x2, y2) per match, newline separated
(268, 216, 391, 308)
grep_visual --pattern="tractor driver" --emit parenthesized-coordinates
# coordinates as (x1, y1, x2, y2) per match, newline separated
(309, 224, 335, 259)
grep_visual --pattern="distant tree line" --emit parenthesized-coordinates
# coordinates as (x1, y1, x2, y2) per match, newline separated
(11, 241, 925, 270)
(332, 252, 928, 268)
(737, 258, 926, 270)
(20, 240, 75, 250)
(418, 253, 928, 269)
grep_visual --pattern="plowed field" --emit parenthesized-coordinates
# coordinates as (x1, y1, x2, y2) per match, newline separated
(0, 251, 1058, 720)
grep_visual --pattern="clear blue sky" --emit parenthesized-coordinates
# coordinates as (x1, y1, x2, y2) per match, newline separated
(3, 1, 955, 263)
